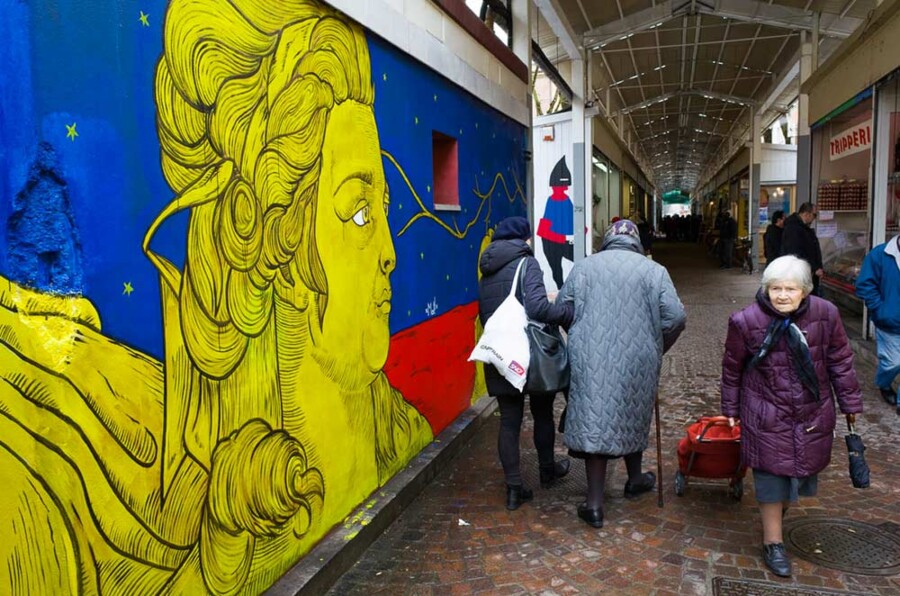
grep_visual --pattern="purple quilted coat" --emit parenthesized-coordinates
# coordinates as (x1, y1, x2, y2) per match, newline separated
(720, 292, 862, 477)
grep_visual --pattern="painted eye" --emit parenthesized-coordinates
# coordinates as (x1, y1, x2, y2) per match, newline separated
(352, 205, 369, 227)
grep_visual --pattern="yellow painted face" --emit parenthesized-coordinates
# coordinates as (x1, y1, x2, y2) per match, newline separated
(315, 100, 394, 383)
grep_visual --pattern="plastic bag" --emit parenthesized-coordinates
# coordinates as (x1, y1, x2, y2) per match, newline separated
(469, 259, 530, 391)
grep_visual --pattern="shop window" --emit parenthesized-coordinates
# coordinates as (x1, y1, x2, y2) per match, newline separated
(432, 131, 460, 211)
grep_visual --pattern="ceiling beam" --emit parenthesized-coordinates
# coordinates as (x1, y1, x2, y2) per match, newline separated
(711, 0, 859, 38)
(583, 0, 862, 44)
(758, 52, 800, 115)
(583, 2, 673, 46)
(533, 0, 581, 60)
(620, 89, 755, 114)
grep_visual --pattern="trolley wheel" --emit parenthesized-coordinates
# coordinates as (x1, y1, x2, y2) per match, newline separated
(674, 471, 686, 497)
(730, 479, 743, 501)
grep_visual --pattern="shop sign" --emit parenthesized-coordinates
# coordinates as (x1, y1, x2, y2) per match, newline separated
(829, 119, 872, 161)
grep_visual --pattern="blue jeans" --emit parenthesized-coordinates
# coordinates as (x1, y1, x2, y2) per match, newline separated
(875, 328, 900, 390)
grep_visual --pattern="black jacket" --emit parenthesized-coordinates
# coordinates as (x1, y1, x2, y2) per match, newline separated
(763, 224, 783, 263)
(780, 213, 822, 271)
(719, 216, 738, 241)
(478, 239, 573, 396)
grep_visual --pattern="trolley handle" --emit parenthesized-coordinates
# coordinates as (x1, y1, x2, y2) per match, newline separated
(696, 416, 740, 443)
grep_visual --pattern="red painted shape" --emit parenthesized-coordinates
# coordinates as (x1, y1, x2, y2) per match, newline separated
(384, 302, 479, 434)
(432, 132, 459, 207)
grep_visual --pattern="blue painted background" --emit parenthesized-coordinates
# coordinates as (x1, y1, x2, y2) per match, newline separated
(0, 0, 526, 360)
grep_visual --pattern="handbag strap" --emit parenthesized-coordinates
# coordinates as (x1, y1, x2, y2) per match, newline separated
(508, 258, 527, 301)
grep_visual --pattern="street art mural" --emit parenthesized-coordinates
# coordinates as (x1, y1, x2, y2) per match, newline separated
(537, 156, 574, 289)
(0, 0, 526, 594)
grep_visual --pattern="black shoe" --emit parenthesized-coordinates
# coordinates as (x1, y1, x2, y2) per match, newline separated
(624, 471, 657, 499)
(879, 387, 897, 406)
(577, 502, 603, 528)
(540, 458, 571, 488)
(506, 485, 533, 511)
(762, 543, 792, 577)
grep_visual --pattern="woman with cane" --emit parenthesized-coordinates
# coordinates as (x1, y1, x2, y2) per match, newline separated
(559, 220, 686, 528)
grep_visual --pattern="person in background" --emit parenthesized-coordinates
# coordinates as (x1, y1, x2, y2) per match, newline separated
(780, 202, 823, 295)
(558, 220, 686, 529)
(855, 233, 900, 413)
(477, 216, 574, 511)
(719, 211, 738, 269)
(721, 256, 862, 578)
(763, 210, 786, 269)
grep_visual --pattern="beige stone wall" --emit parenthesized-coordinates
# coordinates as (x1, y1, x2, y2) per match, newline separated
(804, 0, 900, 123)
(330, 0, 530, 125)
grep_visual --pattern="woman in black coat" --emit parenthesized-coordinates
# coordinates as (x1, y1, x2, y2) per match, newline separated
(478, 216, 574, 510)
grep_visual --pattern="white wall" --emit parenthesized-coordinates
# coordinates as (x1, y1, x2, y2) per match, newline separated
(761, 144, 798, 184)
(330, 0, 530, 125)
(532, 113, 573, 291)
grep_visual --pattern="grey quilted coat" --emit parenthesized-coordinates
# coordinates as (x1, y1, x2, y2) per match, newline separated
(558, 233, 686, 456)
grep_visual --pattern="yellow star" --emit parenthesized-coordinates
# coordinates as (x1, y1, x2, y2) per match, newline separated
(139, 11, 150, 27)
(414, 116, 419, 125)
(382, 73, 387, 81)
(420, 252, 424, 260)
(426, 185, 431, 193)
(433, 94, 438, 102)
(65, 123, 78, 141)
(459, 128, 463, 135)
(123, 281, 134, 296)
(446, 274, 450, 281)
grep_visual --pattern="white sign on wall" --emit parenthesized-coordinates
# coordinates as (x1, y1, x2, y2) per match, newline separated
(829, 119, 872, 161)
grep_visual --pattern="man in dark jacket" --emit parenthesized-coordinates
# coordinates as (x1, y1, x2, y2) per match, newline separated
(478, 216, 574, 510)
(780, 202, 823, 295)
(855, 234, 900, 412)
(719, 211, 738, 269)
(763, 210, 785, 268)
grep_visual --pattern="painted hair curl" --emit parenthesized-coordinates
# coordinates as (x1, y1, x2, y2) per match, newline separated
(154, 0, 374, 378)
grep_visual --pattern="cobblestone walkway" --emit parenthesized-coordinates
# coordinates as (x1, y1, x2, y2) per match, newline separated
(331, 243, 900, 595)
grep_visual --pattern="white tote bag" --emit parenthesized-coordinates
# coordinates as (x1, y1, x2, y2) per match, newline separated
(469, 259, 530, 391)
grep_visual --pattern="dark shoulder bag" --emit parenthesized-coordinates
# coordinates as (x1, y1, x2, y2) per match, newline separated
(517, 260, 570, 394)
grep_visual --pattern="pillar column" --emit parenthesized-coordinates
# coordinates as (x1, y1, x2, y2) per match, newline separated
(750, 109, 762, 265)
(797, 31, 814, 208)
(510, 0, 534, 221)
(572, 52, 586, 263)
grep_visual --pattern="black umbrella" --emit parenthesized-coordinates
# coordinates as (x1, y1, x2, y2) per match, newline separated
(845, 414, 870, 489)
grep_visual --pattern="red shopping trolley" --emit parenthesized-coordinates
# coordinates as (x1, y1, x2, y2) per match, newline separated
(674, 416, 746, 500)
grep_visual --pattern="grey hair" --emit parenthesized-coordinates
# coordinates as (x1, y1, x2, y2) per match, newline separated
(761, 255, 813, 295)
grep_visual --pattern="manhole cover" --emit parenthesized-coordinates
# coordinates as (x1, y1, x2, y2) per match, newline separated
(712, 577, 872, 595)
(783, 517, 900, 576)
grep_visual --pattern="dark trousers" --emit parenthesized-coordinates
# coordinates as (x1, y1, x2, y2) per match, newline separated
(496, 393, 556, 487)
(720, 239, 735, 267)
(541, 238, 573, 290)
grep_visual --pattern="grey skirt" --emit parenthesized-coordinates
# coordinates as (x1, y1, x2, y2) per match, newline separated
(752, 468, 818, 504)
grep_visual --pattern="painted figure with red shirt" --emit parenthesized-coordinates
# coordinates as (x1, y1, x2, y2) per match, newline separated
(538, 156, 575, 289)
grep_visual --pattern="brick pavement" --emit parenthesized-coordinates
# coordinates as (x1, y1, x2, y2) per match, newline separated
(330, 242, 900, 595)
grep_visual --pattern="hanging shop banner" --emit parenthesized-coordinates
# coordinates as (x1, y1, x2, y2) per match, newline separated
(829, 119, 872, 161)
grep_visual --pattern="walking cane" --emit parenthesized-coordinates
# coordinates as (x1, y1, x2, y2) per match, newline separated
(655, 392, 664, 508)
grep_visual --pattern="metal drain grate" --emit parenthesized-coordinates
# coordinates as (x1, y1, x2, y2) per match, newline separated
(712, 577, 871, 595)
(783, 517, 900, 576)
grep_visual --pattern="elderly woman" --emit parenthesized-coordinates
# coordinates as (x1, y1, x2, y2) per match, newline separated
(721, 255, 862, 578)
(478, 216, 574, 511)
(559, 220, 686, 528)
